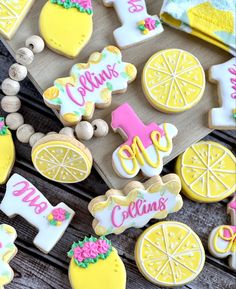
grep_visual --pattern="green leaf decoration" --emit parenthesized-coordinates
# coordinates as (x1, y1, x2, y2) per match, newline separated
(106, 82, 113, 91)
(121, 72, 129, 79)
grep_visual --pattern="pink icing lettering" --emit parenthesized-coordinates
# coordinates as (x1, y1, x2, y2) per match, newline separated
(128, 0, 144, 13)
(12, 181, 48, 214)
(228, 64, 236, 99)
(111, 103, 164, 148)
(65, 64, 119, 106)
(111, 197, 168, 228)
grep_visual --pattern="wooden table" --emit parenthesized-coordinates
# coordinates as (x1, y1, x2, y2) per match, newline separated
(0, 41, 236, 288)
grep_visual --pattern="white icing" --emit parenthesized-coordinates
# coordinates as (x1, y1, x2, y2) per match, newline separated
(92, 187, 183, 235)
(209, 57, 236, 129)
(0, 225, 17, 286)
(112, 123, 178, 178)
(103, 0, 164, 48)
(208, 226, 236, 270)
(0, 174, 75, 254)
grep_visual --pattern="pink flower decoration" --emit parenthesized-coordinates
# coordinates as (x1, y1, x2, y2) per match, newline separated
(74, 246, 84, 262)
(96, 239, 110, 254)
(0, 121, 4, 130)
(145, 18, 157, 31)
(82, 242, 98, 259)
(52, 208, 67, 222)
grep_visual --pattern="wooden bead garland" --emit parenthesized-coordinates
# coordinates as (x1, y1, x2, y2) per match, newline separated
(0, 35, 109, 148)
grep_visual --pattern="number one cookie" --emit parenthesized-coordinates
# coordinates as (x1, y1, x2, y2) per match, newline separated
(0, 174, 75, 253)
(209, 57, 236, 130)
(103, 0, 164, 48)
(111, 103, 178, 178)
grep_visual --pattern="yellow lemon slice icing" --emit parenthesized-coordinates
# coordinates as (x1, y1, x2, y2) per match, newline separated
(142, 49, 205, 113)
(32, 134, 92, 183)
(176, 141, 236, 202)
(135, 221, 205, 287)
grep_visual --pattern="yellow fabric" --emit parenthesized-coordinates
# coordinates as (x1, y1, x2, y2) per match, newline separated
(160, 0, 236, 56)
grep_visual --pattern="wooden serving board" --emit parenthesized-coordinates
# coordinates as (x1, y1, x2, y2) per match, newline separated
(2, 0, 231, 189)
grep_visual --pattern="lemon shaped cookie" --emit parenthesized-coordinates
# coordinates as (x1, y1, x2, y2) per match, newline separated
(135, 221, 205, 287)
(32, 134, 92, 183)
(142, 49, 205, 113)
(39, 1, 93, 58)
(176, 141, 236, 203)
(0, 119, 15, 185)
(68, 236, 126, 289)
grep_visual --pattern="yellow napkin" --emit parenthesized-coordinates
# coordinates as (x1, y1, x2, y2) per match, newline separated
(160, 0, 236, 55)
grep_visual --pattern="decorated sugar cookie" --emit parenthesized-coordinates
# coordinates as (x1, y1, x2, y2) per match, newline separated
(209, 57, 236, 130)
(142, 49, 206, 113)
(111, 103, 178, 178)
(39, 0, 93, 58)
(228, 194, 236, 226)
(135, 221, 205, 287)
(0, 118, 15, 185)
(209, 195, 236, 271)
(209, 225, 236, 271)
(0, 174, 74, 253)
(43, 46, 137, 126)
(0, 224, 17, 288)
(176, 141, 236, 203)
(68, 236, 126, 289)
(31, 134, 92, 183)
(103, 0, 163, 48)
(89, 174, 183, 235)
(0, 0, 34, 39)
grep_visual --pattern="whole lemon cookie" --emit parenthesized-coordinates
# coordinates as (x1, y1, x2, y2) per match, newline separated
(32, 134, 92, 183)
(135, 221, 205, 287)
(176, 141, 236, 203)
(68, 236, 126, 289)
(142, 49, 205, 113)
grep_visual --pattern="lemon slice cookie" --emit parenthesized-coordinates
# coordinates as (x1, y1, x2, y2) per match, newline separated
(135, 221, 205, 287)
(142, 49, 205, 113)
(32, 134, 92, 183)
(176, 141, 236, 203)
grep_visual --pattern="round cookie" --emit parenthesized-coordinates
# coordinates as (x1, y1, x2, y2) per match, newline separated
(142, 49, 205, 113)
(39, 0, 93, 58)
(31, 134, 92, 183)
(68, 236, 126, 289)
(176, 141, 236, 203)
(0, 117, 15, 185)
(135, 221, 205, 287)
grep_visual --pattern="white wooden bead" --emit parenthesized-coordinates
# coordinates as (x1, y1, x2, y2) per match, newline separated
(1, 78, 20, 95)
(92, 119, 109, 137)
(29, 132, 45, 147)
(9, 63, 27, 81)
(5, 113, 24, 130)
(47, 131, 58, 135)
(75, 121, 94, 141)
(16, 124, 35, 143)
(1, 96, 21, 113)
(15, 48, 34, 66)
(25, 35, 45, 54)
(59, 127, 74, 137)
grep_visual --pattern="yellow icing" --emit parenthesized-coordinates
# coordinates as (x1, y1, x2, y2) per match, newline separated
(118, 124, 172, 175)
(142, 49, 205, 113)
(69, 248, 126, 289)
(39, 1, 93, 58)
(176, 141, 236, 203)
(32, 139, 92, 183)
(213, 226, 236, 254)
(0, 0, 34, 39)
(0, 129, 15, 185)
(135, 221, 205, 287)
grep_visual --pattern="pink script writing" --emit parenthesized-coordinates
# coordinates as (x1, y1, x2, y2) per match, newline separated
(228, 64, 236, 99)
(66, 64, 119, 106)
(111, 197, 168, 228)
(12, 181, 48, 214)
(128, 0, 144, 13)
